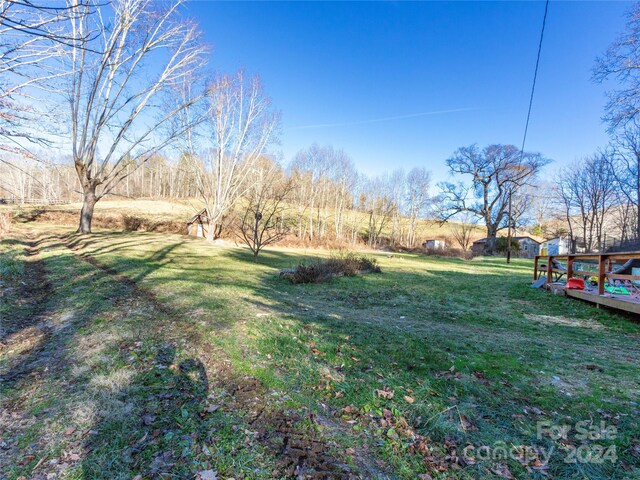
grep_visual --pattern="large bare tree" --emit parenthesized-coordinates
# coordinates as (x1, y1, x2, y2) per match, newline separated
(193, 71, 280, 241)
(0, 0, 83, 156)
(438, 144, 548, 255)
(59, 0, 207, 233)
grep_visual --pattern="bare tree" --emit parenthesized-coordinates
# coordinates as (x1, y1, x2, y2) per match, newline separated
(438, 144, 549, 255)
(555, 155, 618, 252)
(0, 0, 81, 156)
(236, 157, 292, 260)
(405, 167, 431, 247)
(510, 188, 533, 231)
(328, 149, 356, 241)
(608, 121, 640, 239)
(53, 0, 208, 233)
(290, 144, 325, 241)
(361, 174, 395, 247)
(450, 213, 476, 251)
(193, 71, 280, 241)
(530, 182, 554, 235)
(593, 3, 640, 129)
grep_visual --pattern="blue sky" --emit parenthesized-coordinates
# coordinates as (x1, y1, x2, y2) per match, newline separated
(187, 1, 631, 183)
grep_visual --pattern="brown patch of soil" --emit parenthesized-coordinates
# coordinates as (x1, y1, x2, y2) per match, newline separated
(0, 238, 55, 385)
(214, 368, 350, 479)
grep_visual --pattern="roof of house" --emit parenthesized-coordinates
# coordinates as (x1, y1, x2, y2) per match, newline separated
(542, 236, 572, 243)
(187, 209, 207, 224)
(513, 236, 540, 244)
(473, 236, 540, 245)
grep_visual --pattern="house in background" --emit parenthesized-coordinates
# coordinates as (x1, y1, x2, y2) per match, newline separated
(423, 239, 446, 250)
(471, 236, 540, 258)
(513, 236, 540, 259)
(471, 238, 488, 256)
(540, 236, 573, 256)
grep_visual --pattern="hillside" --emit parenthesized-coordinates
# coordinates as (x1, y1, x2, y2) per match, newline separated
(1, 199, 488, 249)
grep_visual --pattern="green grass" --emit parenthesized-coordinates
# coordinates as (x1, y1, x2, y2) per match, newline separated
(1, 225, 638, 479)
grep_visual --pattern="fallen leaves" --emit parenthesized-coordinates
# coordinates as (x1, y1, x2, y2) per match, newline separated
(341, 404, 358, 415)
(492, 463, 514, 479)
(376, 387, 394, 399)
(197, 470, 218, 480)
(403, 395, 415, 404)
(458, 414, 477, 432)
(143, 414, 156, 425)
(200, 403, 222, 417)
(523, 406, 544, 416)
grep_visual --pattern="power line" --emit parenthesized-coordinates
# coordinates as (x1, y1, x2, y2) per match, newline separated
(520, 0, 550, 155)
(509, 0, 550, 262)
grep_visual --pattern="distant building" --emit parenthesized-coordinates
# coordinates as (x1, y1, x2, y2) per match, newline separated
(423, 239, 446, 250)
(186, 209, 209, 238)
(513, 236, 540, 259)
(471, 236, 540, 258)
(540, 236, 573, 256)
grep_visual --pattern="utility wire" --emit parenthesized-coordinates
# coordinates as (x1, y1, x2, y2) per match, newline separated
(520, 0, 550, 155)
(509, 0, 550, 262)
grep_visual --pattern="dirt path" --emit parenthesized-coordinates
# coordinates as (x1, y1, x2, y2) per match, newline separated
(0, 235, 56, 386)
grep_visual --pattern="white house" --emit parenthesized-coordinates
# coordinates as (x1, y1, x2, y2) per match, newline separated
(423, 239, 446, 250)
(540, 236, 573, 256)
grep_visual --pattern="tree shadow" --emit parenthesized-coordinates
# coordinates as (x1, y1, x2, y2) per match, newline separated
(80, 342, 212, 478)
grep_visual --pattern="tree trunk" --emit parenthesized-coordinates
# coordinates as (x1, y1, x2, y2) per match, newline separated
(206, 219, 217, 242)
(78, 184, 97, 234)
(484, 226, 497, 255)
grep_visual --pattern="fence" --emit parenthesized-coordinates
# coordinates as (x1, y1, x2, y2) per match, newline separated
(0, 198, 69, 205)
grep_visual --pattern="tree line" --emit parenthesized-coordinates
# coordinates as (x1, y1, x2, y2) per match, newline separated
(1, 0, 639, 256)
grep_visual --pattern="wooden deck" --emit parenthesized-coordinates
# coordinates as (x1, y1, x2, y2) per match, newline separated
(534, 252, 640, 316)
(565, 288, 640, 315)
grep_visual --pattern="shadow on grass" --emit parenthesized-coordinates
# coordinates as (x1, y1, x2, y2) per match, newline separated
(10, 229, 636, 479)
(1, 233, 236, 479)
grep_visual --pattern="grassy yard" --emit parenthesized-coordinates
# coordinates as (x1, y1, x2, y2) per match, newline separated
(1, 224, 639, 479)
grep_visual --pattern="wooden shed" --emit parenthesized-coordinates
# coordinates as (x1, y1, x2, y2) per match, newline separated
(186, 209, 209, 238)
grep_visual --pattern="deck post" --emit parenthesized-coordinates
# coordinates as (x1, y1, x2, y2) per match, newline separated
(533, 256, 539, 280)
(567, 255, 574, 279)
(598, 255, 606, 295)
(547, 256, 553, 284)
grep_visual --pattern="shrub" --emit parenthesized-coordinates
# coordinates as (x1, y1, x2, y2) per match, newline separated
(122, 214, 145, 231)
(284, 252, 381, 284)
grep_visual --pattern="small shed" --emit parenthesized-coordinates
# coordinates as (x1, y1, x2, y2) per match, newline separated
(540, 236, 573, 256)
(423, 239, 446, 250)
(187, 209, 209, 238)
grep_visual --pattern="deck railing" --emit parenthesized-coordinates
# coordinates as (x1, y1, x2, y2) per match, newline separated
(534, 252, 640, 295)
